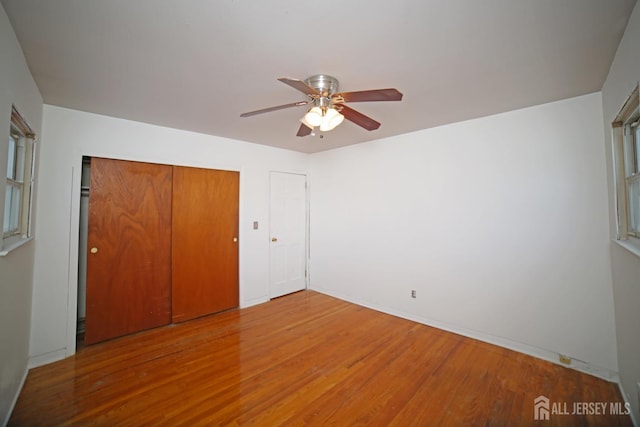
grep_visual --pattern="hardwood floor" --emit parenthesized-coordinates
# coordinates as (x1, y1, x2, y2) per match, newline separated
(9, 291, 632, 426)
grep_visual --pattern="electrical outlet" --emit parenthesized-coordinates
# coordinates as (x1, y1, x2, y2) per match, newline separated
(559, 354, 571, 365)
(411, 290, 416, 298)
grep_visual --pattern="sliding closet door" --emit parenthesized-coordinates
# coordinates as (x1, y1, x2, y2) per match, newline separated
(171, 166, 239, 322)
(85, 158, 173, 344)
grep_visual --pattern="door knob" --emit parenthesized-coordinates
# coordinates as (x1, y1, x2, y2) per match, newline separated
(271, 237, 278, 242)
(233, 237, 238, 243)
(90, 247, 98, 254)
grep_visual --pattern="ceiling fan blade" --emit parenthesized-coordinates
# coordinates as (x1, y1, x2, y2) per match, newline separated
(296, 123, 313, 137)
(333, 88, 403, 103)
(338, 104, 381, 131)
(278, 77, 321, 96)
(240, 100, 310, 117)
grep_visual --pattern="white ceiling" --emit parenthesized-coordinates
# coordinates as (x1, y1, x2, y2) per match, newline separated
(2, 0, 636, 153)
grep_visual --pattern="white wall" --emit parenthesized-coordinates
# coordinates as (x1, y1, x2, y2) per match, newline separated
(0, 4, 42, 424)
(310, 92, 618, 377)
(29, 105, 308, 365)
(601, 1, 640, 421)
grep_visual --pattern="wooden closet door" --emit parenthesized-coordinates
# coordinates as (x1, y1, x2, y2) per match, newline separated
(85, 158, 173, 344)
(171, 166, 239, 322)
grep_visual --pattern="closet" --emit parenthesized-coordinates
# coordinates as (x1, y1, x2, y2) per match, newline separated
(82, 157, 239, 344)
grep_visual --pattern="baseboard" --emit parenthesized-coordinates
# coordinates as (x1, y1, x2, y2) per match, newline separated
(240, 296, 269, 309)
(2, 366, 28, 427)
(28, 348, 67, 369)
(312, 287, 619, 382)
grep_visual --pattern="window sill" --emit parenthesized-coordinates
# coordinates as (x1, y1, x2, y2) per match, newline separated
(614, 237, 640, 259)
(0, 236, 33, 256)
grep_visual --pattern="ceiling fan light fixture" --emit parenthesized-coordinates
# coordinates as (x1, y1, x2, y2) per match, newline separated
(304, 106, 323, 127)
(319, 107, 344, 132)
(299, 116, 314, 129)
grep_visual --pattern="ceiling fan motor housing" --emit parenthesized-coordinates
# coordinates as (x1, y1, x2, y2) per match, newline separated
(305, 74, 339, 98)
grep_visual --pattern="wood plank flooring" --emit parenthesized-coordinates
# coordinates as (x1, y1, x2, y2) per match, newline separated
(9, 291, 632, 426)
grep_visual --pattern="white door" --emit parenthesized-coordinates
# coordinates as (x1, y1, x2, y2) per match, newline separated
(269, 172, 307, 298)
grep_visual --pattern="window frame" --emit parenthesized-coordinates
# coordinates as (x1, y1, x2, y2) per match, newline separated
(612, 85, 640, 241)
(2, 106, 36, 251)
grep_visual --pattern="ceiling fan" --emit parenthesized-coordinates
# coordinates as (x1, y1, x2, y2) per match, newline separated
(240, 75, 403, 137)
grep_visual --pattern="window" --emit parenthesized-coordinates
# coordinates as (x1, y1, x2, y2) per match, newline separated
(2, 107, 36, 250)
(612, 85, 640, 240)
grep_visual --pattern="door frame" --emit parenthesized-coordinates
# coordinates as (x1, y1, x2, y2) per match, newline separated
(268, 170, 310, 299)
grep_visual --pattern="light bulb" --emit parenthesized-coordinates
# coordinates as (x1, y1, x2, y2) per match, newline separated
(304, 107, 322, 127)
(319, 108, 344, 131)
(299, 116, 314, 129)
